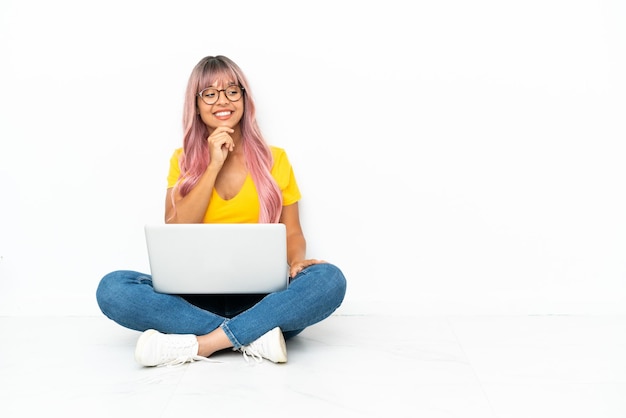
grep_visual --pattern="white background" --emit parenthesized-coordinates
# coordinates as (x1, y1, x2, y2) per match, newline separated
(0, 0, 624, 316)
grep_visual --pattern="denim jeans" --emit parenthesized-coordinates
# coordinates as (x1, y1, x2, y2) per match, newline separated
(96, 263, 347, 348)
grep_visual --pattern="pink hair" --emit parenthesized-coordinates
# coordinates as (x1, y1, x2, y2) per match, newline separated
(171, 55, 282, 223)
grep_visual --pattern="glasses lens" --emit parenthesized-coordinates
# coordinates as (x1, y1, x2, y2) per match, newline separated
(225, 86, 242, 101)
(199, 86, 242, 105)
(200, 88, 219, 105)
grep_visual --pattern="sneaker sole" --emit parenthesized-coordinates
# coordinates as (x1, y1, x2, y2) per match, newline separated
(272, 328, 288, 363)
(135, 329, 159, 366)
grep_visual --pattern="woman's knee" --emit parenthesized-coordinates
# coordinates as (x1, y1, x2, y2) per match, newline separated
(321, 263, 346, 289)
(95, 270, 141, 313)
(96, 271, 119, 313)
(308, 263, 347, 303)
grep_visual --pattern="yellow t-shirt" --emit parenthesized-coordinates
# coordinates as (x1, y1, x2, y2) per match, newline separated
(167, 146, 301, 223)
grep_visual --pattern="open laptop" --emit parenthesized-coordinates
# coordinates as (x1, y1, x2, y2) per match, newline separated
(144, 223, 289, 294)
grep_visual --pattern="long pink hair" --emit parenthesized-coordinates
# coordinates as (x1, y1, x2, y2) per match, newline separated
(171, 55, 282, 223)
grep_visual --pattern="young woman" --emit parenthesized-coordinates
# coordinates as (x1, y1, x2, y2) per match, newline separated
(96, 55, 347, 367)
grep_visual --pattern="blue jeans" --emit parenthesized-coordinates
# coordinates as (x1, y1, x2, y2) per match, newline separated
(96, 263, 347, 348)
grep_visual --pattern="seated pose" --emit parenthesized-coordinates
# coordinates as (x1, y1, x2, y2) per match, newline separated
(96, 55, 347, 367)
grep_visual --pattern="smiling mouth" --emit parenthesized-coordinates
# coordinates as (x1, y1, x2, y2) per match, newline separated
(214, 111, 232, 117)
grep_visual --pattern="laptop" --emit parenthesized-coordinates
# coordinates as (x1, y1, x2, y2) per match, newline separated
(144, 223, 289, 294)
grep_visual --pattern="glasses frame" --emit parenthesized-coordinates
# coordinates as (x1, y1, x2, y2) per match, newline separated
(197, 85, 245, 105)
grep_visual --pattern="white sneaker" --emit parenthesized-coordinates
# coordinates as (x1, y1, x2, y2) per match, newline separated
(239, 327, 287, 363)
(134, 329, 208, 367)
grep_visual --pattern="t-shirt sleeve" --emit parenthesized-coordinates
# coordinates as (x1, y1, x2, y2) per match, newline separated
(166, 148, 183, 189)
(271, 147, 301, 206)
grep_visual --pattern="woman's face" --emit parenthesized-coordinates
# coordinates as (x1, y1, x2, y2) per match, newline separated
(196, 81, 245, 131)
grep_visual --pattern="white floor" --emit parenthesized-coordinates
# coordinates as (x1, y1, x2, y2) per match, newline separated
(1, 314, 625, 418)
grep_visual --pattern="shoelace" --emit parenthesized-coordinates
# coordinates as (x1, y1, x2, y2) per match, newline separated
(154, 338, 216, 368)
(158, 355, 216, 368)
(239, 345, 264, 363)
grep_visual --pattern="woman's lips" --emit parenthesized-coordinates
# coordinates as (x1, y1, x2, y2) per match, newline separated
(214, 111, 232, 119)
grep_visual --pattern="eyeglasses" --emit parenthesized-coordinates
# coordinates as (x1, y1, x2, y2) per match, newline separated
(197, 85, 245, 105)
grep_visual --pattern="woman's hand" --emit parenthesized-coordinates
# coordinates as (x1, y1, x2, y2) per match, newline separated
(207, 127, 235, 167)
(289, 258, 326, 278)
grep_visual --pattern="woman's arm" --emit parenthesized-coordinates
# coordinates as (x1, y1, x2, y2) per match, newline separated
(280, 202, 325, 277)
(164, 164, 221, 223)
(165, 127, 237, 223)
